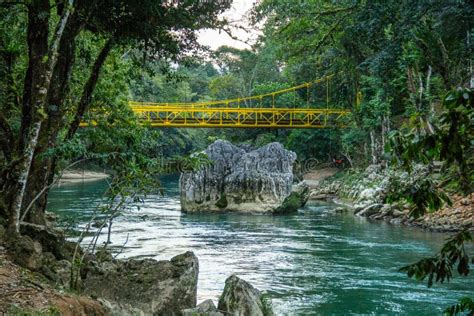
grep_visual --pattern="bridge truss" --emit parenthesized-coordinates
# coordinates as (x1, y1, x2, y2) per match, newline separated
(83, 75, 353, 129)
(130, 105, 349, 128)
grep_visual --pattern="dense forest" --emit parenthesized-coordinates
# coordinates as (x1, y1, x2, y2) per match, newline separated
(0, 0, 472, 315)
(126, 0, 473, 166)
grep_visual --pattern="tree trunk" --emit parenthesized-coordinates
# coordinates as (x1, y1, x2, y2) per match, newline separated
(67, 38, 114, 139)
(2, 0, 50, 232)
(21, 37, 114, 224)
(370, 130, 377, 165)
(341, 151, 353, 168)
(21, 16, 83, 225)
(3, 0, 74, 233)
(381, 114, 390, 159)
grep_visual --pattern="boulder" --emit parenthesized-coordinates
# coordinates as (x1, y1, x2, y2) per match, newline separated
(274, 181, 309, 214)
(84, 251, 199, 315)
(357, 188, 378, 202)
(55, 259, 75, 289)
(217, 274, 271, 316)
(390, 218, 403, 225)
(180, 140, 297, 213)
(309, 193, 330, 201)
(98, 299, 145, 315)
(356, 203, 383, 217)
(334, 207, 347, 213)
(19, 222, 76, 261)
(365, 164, 383, 177)
(182, 299, 223, 316)
(6, 235, 43, 271)
(391, 209, 406, 218)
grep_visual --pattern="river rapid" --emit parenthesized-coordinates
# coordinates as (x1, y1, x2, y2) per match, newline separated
(48, 175, 473, 315)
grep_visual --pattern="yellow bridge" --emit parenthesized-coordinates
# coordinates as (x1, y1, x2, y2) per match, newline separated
(87, 75, 353, 128)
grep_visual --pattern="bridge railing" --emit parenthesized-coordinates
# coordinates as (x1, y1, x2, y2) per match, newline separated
(81, 74, 355, 128)
(128, 75, 337, 110)
(130, 105, 350, 128)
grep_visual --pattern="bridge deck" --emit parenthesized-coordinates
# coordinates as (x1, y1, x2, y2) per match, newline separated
(131, 105, 350, 128)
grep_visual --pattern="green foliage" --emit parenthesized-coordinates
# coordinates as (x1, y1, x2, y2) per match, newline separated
(252, 0, 473, 166)
(340, 128, 368, 165)
(439, 89, 474, 193)
(215, 194, 228, 209)
(274, 189, 306, 215)
(260, 292, 274, 316)
(252, 81, 304, 108)
(444, 297, 474, 316)
(386, 176, 451, 219)
(286, 129, 339, 161)
(387, 88, 473, 198)
(255, 133, 277, 147)
(89, 1, 231, 59)
(387, 88, 473, 314)
(0, 0, 233, 227)
(214, 45, 282, 93)
(42, 138, 88, 162)
(209, 74, 242, 100)
(400, 230, 472, 287)
(165, 152, 211, 174)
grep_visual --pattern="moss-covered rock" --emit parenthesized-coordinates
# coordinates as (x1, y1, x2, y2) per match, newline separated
(274, 182, 310, 215)
(95, 247, 113, 263)
(182, 299, 223, 316)
(274, 192, 301, 214)
(19, 222, 76, 261)
(215, 194, 228, 209)
(218, 274, 273, 316)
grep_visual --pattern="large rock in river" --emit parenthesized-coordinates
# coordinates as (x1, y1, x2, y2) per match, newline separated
(83, 251, 199, 315)
(180, 140, 301, 213)
(217, 274, 270, 316)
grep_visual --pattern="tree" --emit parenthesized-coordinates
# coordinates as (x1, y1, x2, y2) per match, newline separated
(213, 44, 282, 105)
(253, 0, 473, 167)
(389, 88, 473, 314)
(0, 0, 231, 232)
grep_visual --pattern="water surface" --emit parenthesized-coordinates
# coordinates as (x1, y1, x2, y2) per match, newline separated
(48, 176, 473, 315)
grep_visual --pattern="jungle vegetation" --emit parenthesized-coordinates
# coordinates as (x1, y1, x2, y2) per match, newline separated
(0, 0, 472, 314)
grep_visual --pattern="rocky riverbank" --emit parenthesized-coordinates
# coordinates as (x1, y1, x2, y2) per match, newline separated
(0, 225, 272, 315)
(308, 164, 473, 232)
(180, 140, 308, 214)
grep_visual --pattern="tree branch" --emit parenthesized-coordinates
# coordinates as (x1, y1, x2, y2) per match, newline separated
(66, 37, 114, 140)
(303, 12, 352, 54)
(9, 0, 75, 233)
(310, 4, 358, 17)
(19, 158, 90, 222)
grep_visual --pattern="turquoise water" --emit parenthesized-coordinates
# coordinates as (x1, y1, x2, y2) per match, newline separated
(48, 176, 473, 315)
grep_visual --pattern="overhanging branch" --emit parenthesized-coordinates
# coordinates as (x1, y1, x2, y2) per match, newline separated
(66, 37, 114, 140)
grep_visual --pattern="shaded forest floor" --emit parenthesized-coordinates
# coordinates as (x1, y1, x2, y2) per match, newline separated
(0, 243, 104, 315)
(414, 194, 473, 231)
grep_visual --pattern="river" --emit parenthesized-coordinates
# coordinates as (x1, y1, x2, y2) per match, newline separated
(47, 175, 473, 315)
